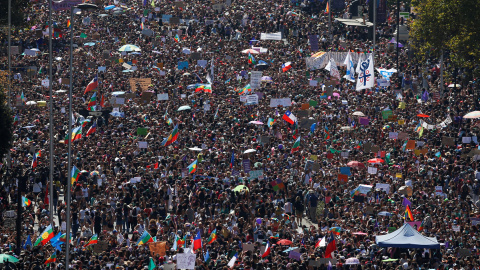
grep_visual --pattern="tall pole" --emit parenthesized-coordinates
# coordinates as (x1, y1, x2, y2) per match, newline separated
(328, 0, 332, 40)
(48, 0, 54, 226)
(373, 0, 376, 57)
(440, 50, 444, 95)
(396, 0, 399, 69)
(66, 5, 74, 269)
(7, 0, 12, 171)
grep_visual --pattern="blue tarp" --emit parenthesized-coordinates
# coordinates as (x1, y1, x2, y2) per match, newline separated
(375, 223, 440, 249)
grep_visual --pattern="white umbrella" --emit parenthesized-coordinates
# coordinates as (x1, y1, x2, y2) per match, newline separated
(248, 121, 264, 125)
(345, 258, 360, 265)
(243, 149, 256, 154)
(26, 101, 37, 105)
(341, 126, 354, 131)
(118, 44, 141, 52)
(448, 84, 461, 88)
(464, 111, 480, 119)
(241, 49, 259, 54)
(352, 111, 365, 116)
(188, 147, 203, 151)
(55, 90, 67, 93)
(177, 105, 191, 111)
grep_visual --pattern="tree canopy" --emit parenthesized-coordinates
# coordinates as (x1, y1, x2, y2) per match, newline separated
(410, 0, 480, 72)
(0, 74, 13, 161)
(0, 0, 30, 26)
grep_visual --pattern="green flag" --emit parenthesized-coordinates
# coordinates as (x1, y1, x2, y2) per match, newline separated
(148, 258, 156, 270)
(80, 33, 87, 39)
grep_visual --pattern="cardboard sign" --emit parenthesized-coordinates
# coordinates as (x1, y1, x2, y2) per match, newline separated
(297, 110, 309, 119)
(148, 241, 167, 257)
(442, 136, 455, 146)
(157, 93, 169, 100)
(269, 98, 291, 107)
(242, 243, 255, 251)
(169, 17, 180, 24)
(190, 52, 201, 60)
(338, 174, 348, 184)
(406, 140, 416, 150)
(129, 78, 152, 92)
(93, 241, 108, 253)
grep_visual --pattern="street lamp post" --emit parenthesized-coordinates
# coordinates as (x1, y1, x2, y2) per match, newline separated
(66, 3, 98, 269)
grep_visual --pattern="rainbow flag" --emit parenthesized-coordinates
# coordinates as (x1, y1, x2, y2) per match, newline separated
(324, 2, 329, 14)
(417, 220, 424, 232)
(44, 252, 56, 266)
(84, 234, 98, 247)
(22, 196, 31, 207)
(161, 125, 179, 146)
(141, 22, 144, 30)
(67, 20, 71, 28)
(71, 165, 80, 185)
(195, 84, 212, 93)
(21, 92, 26, 104)
(174, 34, 179, 43)
(188, 160, 198, 174)
(137, 231, 154, 245)
(206, 229, 217, 244)
(329, 227, 341, 235)
(404, 205, 414, 221)
(270, 179, 284, 191)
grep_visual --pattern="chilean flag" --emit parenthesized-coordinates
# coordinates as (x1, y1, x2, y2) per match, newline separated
(282, 110, 297, 125)
(84, 75, 98, 95)
(32, 153, 38, 168)
(230, 151, 234, 169)
(86, 122, 97, 136)
(282, 62, 292, 72)
(193, 230, 202, 250)
(324, 232, 336, 258)
(261, 241, 271, 258)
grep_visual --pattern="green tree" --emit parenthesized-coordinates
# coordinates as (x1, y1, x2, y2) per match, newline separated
(0, 0, 30, 26)
(410, 0, 480, 72)
(0, 72, 13, 161)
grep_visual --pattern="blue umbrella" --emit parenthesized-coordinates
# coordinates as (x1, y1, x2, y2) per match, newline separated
(122, 70, 134, 73)
(378, 211, 392, 217)
(112, 7, 123, 11)
(129, 52, 141, 55)
(110, 111, 124, 117)
(84, 42, 95, 47)
(104, 5, 115, 10)
(111, 91, 125, 96)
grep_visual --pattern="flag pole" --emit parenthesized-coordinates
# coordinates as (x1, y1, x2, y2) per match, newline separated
(373, 0, 376, 58)
(48, 0, 55, 226)
(328, 0, 332, 40)
(65, 5, 75, 269)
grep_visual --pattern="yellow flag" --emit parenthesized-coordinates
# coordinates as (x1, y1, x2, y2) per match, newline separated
(398, 102, 406, 109)
(419, 127, 424, 137)
(398, 119, 405, 125)
(396, 173, 402, 178)
(151, 0, 155, 7)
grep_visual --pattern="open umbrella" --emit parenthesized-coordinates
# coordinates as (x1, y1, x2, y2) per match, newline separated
(341, 126, 354, 131)
(177, 105, 191, 111)
(233, 185, 249, 192)
(118, 44, 141, 52)
(111, 91, 125, 96)
(382, 258, 398, 262)
(248, 121, 264, 125)
(416, 114, 430, 118)
(368, 158, 384, 163)
(352, 232, 368, 235)
(80, 170, 88, 173)
(188, 147, 203, 151)
(55, 90, 67, 93)
(84, 42, 96, 47)
(98, 14, 109, 17)
(378, 211, 392, 216)
(26, 101, 37, 105)
(0, 254, 19, 263)
(464, 111, 480, 119)
(345, 258, 360, 265)
(276, 239, 293, 246)
(90, 171, 99, 176)
(243, 149, 256, 154)
(241, 49, 259, 54)
(352, 111, 365, 116)
(347, 161, 365, 168)
(448, 84, 461, 88)
(261, 76, 273, 82)
(104, 5, 115, 10)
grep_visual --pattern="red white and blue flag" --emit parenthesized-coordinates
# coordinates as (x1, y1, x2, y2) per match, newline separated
(282, 110, 297, 125)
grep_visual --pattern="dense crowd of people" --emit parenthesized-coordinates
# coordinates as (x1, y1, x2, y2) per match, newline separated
(0, 0, 479, 269)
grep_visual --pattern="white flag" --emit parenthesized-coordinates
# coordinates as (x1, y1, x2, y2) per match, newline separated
(356, 54, 374, 91)
(329, 59, 340, 80)
(343, 52, 355, 82)
(227, 253, 238, 268)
